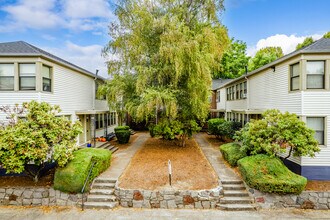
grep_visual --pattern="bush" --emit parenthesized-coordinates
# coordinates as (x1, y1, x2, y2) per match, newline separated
(235, 109, 320, 159)
(153, 120, 183, 140)
(115, 130, 131, 144)
(208, 118, 240, 140)
(114, 126, 130, 132)
(220, 143, 247, 167)
(238, 154, 307, 194)
(54, 148, 111, 193)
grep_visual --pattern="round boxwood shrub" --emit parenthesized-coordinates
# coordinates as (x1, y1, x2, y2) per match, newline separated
(115, 130, 131, 144)
(114, 125, 130, 132)
(220, 143, 246, 167)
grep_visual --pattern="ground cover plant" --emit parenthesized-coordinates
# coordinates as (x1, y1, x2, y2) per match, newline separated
(238, 154, 307, 194)
(220, 143, 246, 167)
(54, 148, 111, 193)
(0, 101, 82, 182)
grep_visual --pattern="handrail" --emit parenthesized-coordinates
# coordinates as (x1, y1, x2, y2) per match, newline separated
(81, 161, 96, 211)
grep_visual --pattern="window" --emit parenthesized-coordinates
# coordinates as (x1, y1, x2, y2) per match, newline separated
(42, 65, 52, 92)
(95, 114, 100, 129)
(307, 117, 324, 145)
(243, 81, 247, 97)
(239, 83, 243, 99)
(104, 113, 108, 127)
(216, 91, 220, 102)
(19, 63, 36, 90)
(231, 86, 235, 100)
(236, 85, 239, 99)
(99, 114, 103, 128)
(107, 113, 111, 126)
(306, 61, 325, 89)
(290, 63, 300, 91)
(0, 64, 14, 91)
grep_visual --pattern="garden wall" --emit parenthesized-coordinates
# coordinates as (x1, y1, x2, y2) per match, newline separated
(247, 187, 330, 210)
(0, 187, 86, 206)
(114, 186, 223, 209)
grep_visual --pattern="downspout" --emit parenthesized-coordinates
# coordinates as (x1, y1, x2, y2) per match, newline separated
(93, 70, 99, 148)
(245, 66, 250, 123)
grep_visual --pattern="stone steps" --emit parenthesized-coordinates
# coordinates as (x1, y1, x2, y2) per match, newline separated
(218, 180, 257, 211)
(83, 201, 119, 209)
(85, 177, 118, 209)
(96, 142, 119, 154)
(217, 203, 258, 211)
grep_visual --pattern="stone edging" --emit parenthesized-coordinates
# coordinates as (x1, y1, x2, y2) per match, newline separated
(114, 182, 223, 209)
(0, 187, 86, 206)
(243, 183, 330, 210)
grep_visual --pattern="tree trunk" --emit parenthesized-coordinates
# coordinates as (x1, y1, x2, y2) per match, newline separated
(24, 164, 44, 183)
(284, 146, 293, 160)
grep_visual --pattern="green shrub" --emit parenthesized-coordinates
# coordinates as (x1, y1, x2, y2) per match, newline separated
(208, 118, 240, 139)
(54, 148, 111, 193)
(220, 143, 246, 166)
(114, 126, 130, 132)
(238, 154, 307, 194)
(153, 120, 183, 140)
(115, 130, 131, 144)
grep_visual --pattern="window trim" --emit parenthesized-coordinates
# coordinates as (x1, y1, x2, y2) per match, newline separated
(290, 62, 300, 91)
(42, 65, 52, 92)
(306, 60, 325, 90)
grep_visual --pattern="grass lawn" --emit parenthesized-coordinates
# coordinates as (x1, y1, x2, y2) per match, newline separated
(118, 137, 218, 190)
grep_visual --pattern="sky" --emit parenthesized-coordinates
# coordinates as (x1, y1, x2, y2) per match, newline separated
(0, 0, 329, 78)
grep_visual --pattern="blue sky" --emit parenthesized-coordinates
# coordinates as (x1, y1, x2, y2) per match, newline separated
(0, 0, 329, 77)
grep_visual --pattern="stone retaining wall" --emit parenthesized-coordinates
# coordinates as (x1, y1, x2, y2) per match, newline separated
(248, 188, 330, 210)
(0, 187, 86, 206)
(114, 186, 223, 209)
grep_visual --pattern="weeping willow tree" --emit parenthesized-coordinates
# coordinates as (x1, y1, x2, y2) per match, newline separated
(101, 0, 229, 145)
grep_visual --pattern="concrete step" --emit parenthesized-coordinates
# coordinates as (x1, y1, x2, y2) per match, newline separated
(220, 197, 254, 204)
(105, 145, 115, 150)
(217, 203, 257, 211)
(92, 182, 115, 189)
(97, 142, 110, 149)
(221, 180, 243, 185)
(83, 201, 118, 209)
(94, 178, 116, 184)
(87, 194, 117, 202)
(90, 189, 114, 195)
(110, 147, 119, 154)
(223, 184, 245, 190)
(223, 190, 249, 197)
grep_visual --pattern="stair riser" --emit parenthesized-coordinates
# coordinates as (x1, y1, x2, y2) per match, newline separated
(218, 207, 256, 211)
(92, 186, 115, 189)
(94, 179, 116, 184)
(90, 190, 114, 195)
(111, 148, 119, 153)
(220, 200, 253, 204)
(87, 198, 117, 202)
(223, 193, 249, 197)
(221, 181, 243, 185)
(223, 186, 245, 190)
(84, 204, 118, 209)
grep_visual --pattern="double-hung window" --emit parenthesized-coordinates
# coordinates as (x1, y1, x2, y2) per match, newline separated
(306, 61, 325, 89)
(307, 117, 325, 145)
(243, 81, 247, 97)
(290, 63, 300, 91)
(42, 65, 52, 92)
(0, 64, 14, 91)
(216, 90, 220, 102)
(19, 63, 36, 90)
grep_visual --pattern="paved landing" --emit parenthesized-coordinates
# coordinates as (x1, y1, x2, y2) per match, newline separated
(99, 133, 149, 180)
(194, 133, 241, 181)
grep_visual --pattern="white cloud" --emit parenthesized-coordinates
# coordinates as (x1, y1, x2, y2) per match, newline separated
(61, 0, 112, 19)
(247, 34, 323, 56)
(43, 42, 109, 78)
(0, 0, 114, 32)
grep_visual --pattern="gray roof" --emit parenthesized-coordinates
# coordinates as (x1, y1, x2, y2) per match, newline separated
(219, 38, 330, 89)
(0, 41, 105, 80)
(212, 78, 233, 90)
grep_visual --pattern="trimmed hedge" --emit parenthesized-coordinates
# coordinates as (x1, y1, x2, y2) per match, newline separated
(220, 143, 246, 167)
(114, 126, 130, 132)
(238, 154, 307, 194)
(115, 130, 131, 144)
(54, 148, 111, 193)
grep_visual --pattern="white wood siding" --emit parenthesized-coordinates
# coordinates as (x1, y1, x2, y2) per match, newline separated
(216, 88, 226, 110)
(248, 60, 302, 114)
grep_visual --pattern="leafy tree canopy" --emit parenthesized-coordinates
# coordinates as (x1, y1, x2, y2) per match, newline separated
(213, 39, 249, 79)
(323, 31, 330, 38)
(0, 101, 82, 182)
(235, 109, 320, 159)
(248, 47, 283, 71)
(101, 0, 229, 145)
(296, 37, 314, 50)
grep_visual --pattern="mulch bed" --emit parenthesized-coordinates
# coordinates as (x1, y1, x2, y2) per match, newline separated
(0, 168, 54, 188)
(118, 137, 218, 190)
(202, 132, 330, 192)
